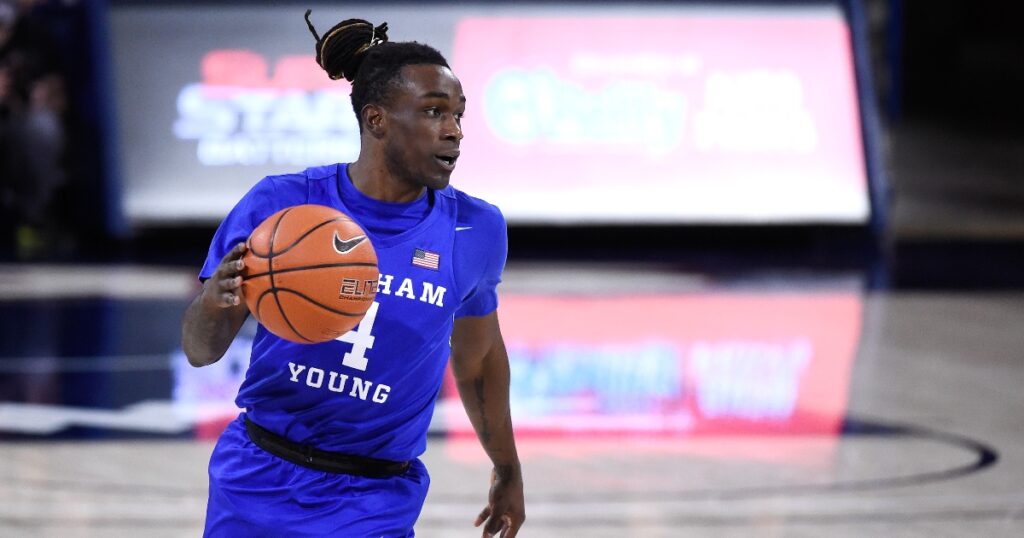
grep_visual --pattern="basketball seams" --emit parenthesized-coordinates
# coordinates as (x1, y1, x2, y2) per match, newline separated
(254, 287, 272, 319)
(266, 206, 291, 294)
(255, 287, 314, 343)
(266, 207, 315, 343)
(242, 204, 375, 344)
(275, 216, 356, 256)
(246, 216, 356, 259)
(274, 299, 315, 343)
(273, 288, 368, 317)
(246, 207, 292, 258)
(244, 262, 378, 280)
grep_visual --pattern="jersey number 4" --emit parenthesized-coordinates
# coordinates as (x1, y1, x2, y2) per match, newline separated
(336, 301, 379, 371)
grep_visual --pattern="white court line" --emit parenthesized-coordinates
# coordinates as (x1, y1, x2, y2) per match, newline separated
(0, 265, 197, 300)
(0, 401, 193, 435)
(0, 354, 173, 373)
(418, 501, 1024, 527)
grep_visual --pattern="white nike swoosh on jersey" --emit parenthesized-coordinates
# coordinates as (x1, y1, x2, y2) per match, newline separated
(455, 226, 473, 231)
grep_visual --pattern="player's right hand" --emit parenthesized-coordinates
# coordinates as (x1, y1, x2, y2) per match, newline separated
(203, 242, 248, 308)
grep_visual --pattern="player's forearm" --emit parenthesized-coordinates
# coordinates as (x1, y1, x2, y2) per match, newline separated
(455, 351, 521, 471)
(181, 292, 245, 367)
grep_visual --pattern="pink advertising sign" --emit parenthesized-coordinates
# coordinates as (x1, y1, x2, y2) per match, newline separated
(185, 293, 862, 442)
(451, 15, 869, 223)
(442, 293, 862, 437)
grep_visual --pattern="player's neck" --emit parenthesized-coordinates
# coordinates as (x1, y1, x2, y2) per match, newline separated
(347, 160, 426, 204)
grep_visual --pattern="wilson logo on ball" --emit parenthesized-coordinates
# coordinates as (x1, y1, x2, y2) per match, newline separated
(333, 232, 367, 254)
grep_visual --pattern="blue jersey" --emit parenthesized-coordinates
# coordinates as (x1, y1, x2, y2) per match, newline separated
(199, 164, 506, 536)
(200, 163, 507, 461)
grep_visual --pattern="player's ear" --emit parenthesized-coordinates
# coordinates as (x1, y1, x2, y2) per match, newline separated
(362, 104, 387, 138)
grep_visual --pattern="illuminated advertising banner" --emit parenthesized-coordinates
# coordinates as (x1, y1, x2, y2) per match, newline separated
(175, 292, 861, 439)
(109, 3, 868, 225)
(441, 293, 862, 436)
(454, 15, 868, 223)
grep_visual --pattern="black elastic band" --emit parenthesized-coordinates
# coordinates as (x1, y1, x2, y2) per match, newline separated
(304, 9, 321, 42)
(245, 415, 410, 478)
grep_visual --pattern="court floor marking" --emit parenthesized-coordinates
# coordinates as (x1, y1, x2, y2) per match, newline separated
(0, 415, 999, 502)
(0, 354, 172, 373)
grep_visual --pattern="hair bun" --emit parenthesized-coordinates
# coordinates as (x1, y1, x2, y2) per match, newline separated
(304, 11, 389, 82)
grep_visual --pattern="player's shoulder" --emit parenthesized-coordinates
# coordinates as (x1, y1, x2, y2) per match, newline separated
(248, 164, 338, 204)
(248, 171, 306, 199)
(440, 186, 506, 231)
(260, 164, 338, 192)
(302, 164, 340, 182)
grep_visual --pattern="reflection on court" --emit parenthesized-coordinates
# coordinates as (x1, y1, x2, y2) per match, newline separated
(0, 265, 1022, 537)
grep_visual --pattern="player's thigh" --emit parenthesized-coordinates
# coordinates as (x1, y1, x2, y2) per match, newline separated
(204, 423, 430, 536)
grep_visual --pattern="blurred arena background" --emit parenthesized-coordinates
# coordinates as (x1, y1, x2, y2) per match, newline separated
(1, 0, 1022, 536)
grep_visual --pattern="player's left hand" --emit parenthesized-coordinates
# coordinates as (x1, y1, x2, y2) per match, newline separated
(474, 464, 525, 538)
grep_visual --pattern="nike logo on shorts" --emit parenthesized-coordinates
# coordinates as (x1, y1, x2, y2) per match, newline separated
(455, 226, 473, 231)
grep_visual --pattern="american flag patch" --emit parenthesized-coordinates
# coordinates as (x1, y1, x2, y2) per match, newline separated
(412, 248, 440, 270)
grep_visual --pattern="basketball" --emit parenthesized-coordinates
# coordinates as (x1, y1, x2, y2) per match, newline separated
(240, 204, 378, 344)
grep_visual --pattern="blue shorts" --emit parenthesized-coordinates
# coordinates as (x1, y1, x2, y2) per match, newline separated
(203, 415, 430, 537)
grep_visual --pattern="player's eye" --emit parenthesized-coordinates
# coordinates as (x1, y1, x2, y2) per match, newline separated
(424, 107, 441, 117)
(454, 111, 465, 121)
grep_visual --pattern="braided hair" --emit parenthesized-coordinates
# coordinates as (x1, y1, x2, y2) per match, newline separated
(304, 10, 450, 132)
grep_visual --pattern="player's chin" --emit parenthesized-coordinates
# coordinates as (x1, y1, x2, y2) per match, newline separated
(428, 156, 456, 187)
(424, 170, 453, 190)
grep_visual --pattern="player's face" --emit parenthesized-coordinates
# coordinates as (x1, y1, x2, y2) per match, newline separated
(382, 64, 465, 191)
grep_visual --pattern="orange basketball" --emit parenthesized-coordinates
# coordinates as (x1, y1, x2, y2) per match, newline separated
(240, 204, 377, 344)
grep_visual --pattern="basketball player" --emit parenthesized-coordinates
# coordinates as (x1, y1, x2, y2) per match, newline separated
(181, 13, 524, 537)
